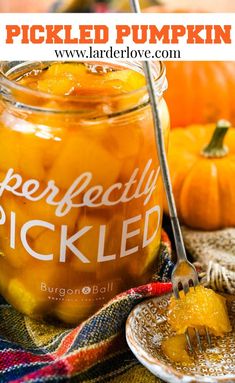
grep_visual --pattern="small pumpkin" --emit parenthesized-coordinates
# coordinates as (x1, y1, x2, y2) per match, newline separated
(164, 120, 235, 230)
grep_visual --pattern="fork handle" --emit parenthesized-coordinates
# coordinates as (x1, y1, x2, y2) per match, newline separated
(141, 61, 188, 263)
(130, 0, 188, 263)
(170, 216, 188, 262)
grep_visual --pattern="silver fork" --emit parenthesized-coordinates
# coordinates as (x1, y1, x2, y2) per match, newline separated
(130, 0, 212, 353)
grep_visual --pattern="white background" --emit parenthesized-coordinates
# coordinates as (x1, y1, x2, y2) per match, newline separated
(0, 13, 234, 61)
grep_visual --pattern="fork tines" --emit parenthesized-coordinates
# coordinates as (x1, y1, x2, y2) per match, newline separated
(186, 327, 212, 353)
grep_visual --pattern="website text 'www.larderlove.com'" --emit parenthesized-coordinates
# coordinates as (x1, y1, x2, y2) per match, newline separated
(54, 46, 181, 60)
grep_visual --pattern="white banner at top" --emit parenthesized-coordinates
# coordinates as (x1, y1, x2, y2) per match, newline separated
(0, 13, 234, 61)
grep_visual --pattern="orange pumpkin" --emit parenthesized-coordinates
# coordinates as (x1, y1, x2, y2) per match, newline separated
(165, 120, 235, 230)
(144, 6, 235, 128)
(165, 61, 235, 127)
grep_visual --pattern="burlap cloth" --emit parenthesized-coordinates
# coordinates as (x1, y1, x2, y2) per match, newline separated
(182, 227, 235, 294)
(0, 228, 234, 382)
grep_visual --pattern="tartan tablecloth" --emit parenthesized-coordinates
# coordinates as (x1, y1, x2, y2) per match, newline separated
(1, 224, 234, 383)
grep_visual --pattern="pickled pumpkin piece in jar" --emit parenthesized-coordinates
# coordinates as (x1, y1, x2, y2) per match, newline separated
(6, 263, 61, 318)
(100, 204, 156, 282)
(168, 285, 232, 336)
(141, 214, 162, 272)
(37, 78, 76, 96)
(19, 131, 47, 180)
(126, 212, 161, 279)
(105, 69, 146, 92)
(140, 181, 164, 273)
(48, 132, 121, 189)
(0, 260, 10, 294)
(55, 299, 96, 325)
(70, 213, 109, 273)
(105, 70, 146, 112)
(24, 63, 87, 97)
(119, 157, 138, 183)
(162, 334, 192, 364)
(103, 121, 142, 160)
(42, 63, 88, 79)
(107, 111, 144, 182)
(2, 192, 78, 239)
(136, 99, 170, 164)
(157, 98, 171, 140)
(117, 183, 162, 277)
(0, 116, 47, 180)
(42, 134, 64, 170)
(69, 65, 142, 96)
(1, 112, 65, 180)
(19, 121, 64, 173)
(7, 279, 46, 317)
(96, 213, 123, 280)
(20, 126, 66, 179)
(0, 125, 21, 173)
(0, 225, 31, 268)
(33, 229, 61, 261)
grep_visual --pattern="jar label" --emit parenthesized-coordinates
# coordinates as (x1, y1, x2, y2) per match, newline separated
(0, 158, 159, 215)
(0, 158, 161, 265)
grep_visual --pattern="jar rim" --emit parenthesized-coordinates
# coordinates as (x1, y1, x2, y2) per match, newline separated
(0, 61, 167, 115)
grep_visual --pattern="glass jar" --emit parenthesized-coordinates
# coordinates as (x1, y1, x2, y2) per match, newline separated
(0, 61, 170, 324)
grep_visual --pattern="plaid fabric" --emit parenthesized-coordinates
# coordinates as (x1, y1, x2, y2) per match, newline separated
(0, 233, 173, 383)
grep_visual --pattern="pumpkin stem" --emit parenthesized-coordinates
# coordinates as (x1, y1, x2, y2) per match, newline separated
(202, 119, 231, 158)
